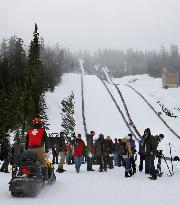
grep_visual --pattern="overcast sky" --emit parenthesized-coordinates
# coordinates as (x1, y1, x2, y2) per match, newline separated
(0, 0, 180, 51)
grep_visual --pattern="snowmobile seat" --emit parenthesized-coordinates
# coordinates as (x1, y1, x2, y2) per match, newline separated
(21, 150, 40, 161)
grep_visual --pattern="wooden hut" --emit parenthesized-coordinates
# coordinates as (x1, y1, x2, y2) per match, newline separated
(162, 68, 179, 88)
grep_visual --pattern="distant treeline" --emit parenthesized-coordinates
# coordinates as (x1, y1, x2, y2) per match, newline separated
(74, 46, 180, 78)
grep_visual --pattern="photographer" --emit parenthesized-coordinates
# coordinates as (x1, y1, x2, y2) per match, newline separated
(144, 131, 164, 180)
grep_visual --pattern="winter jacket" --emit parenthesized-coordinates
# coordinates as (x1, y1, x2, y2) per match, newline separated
(95, 136, 108, 156)
(116, 143, 126, 155)
(106, 139, 113, 154)
(56, 137, 66, 152)
(113, 142, 119, 153)
(144, 135, 158, 155)
(73, 139, 85, 157)
(86, 134, 94, 155)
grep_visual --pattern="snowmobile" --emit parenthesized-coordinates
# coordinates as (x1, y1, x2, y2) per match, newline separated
(9, 149, 56, 197)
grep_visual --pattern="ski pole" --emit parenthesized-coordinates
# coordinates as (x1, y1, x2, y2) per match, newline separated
(169, 143, 174, 175)
(162, 154, 173, 176)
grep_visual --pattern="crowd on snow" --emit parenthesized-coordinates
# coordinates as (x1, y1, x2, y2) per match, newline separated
(0, 125, 164, 180)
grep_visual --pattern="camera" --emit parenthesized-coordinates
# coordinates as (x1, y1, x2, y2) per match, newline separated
(157, 150, 163, 158)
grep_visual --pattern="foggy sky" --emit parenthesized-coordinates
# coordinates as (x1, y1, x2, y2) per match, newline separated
(0, 0, 180, 51)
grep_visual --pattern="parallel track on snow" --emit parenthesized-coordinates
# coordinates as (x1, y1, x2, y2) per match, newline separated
(97, 76, 140, 142)
(81, 74, 87, 135)
(113, 83, 142, 138)
(126, 84, 180, 140)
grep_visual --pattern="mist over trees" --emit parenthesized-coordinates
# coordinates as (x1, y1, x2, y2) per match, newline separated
(0, 23, 180, 136)
(76, 46, 180, 79)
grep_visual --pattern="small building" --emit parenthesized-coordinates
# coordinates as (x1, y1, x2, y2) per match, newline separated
(162, 68, 179, 88)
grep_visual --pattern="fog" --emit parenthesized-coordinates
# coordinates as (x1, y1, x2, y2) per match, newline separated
(0, 0, 180, 51)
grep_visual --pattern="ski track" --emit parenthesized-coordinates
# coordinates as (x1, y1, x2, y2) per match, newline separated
(83, 75, 130, 139)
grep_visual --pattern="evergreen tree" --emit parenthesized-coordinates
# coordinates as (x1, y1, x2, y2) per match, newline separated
(60, 92, 75, 136)
(25, 23, 44, 125)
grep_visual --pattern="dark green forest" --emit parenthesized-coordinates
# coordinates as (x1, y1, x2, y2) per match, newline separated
(0, 24, 180, 137)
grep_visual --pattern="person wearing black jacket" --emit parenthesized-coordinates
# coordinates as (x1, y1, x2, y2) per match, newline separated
(95, 134, 108, 172)
(144, 128, 154, 174)
(144, 128, 164, 180)
(0, 133, 11, 173)
(106, 136, 114, 169)
(56, 132, 66, 173)
(86, 131, 95, 171)
(113, 138, 118, 166)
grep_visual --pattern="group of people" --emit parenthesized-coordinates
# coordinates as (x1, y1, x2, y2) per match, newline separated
(0, 118, 164, 180)
(51, 128, 164, 180)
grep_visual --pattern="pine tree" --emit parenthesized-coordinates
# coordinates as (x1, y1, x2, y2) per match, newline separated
(61, 92, 75, 136)
(25, 23, 44, 125)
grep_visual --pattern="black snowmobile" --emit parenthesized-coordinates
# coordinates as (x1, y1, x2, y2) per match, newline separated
(9, 149, 56, 197)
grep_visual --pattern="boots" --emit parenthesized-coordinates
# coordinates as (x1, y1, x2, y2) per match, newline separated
(125, 171, 131, 178)
(132, 167, 136, 175)
(129, 169, 133, 177)
(56, 168, 66, 173)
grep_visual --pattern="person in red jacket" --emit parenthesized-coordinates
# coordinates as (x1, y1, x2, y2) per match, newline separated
(73, 134, 85, 173)
(26, 118, 48, 167)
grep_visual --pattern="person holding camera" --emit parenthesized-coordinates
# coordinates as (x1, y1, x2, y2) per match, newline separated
(144, 128, 164, 180)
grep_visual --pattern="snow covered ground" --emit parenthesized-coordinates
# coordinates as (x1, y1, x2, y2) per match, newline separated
(1, 73, 180, 203)
(1, 163, 180, 205)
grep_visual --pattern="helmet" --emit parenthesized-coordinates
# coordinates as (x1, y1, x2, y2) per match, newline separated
(32, 118, 43, 124)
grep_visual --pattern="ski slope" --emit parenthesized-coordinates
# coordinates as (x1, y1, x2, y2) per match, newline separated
(83, 75, 130, 139)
